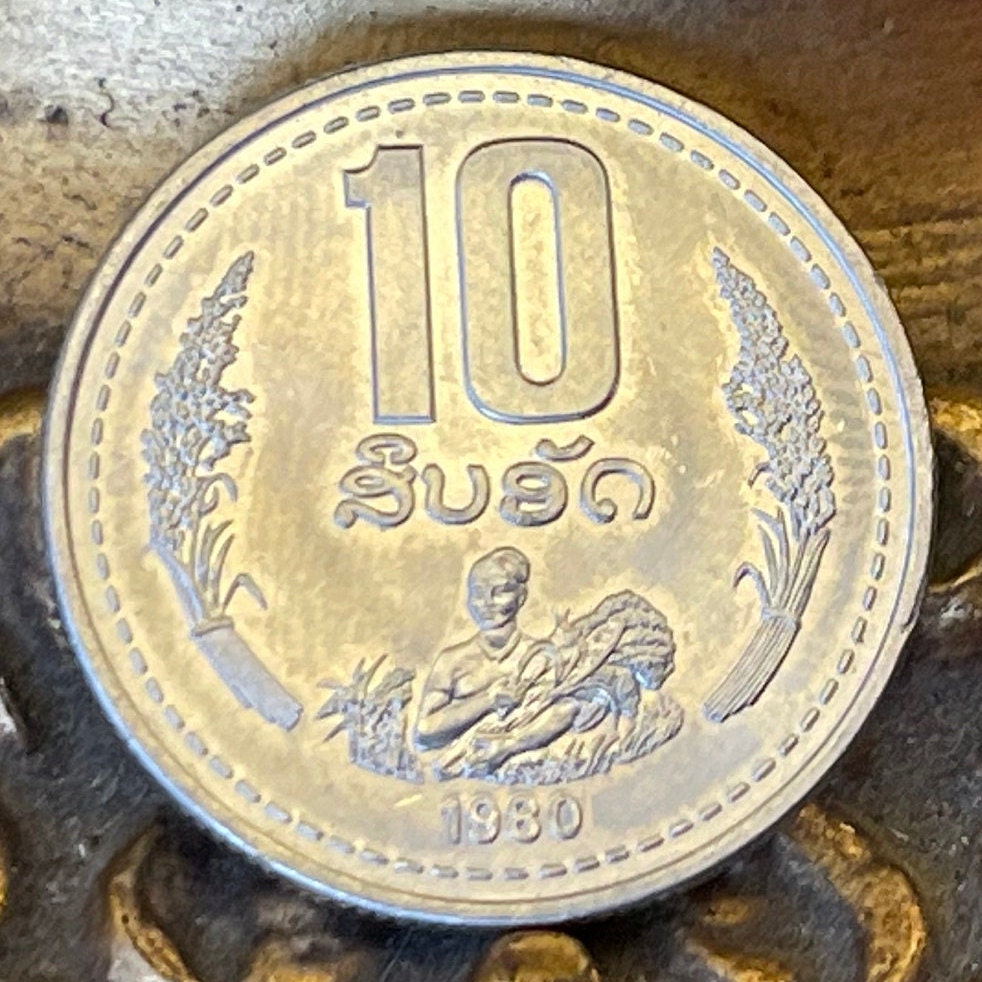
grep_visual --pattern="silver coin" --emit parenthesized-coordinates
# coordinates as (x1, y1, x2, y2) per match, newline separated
(43, 52, 932, 924)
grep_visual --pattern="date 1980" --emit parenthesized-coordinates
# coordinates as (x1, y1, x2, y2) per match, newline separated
(441, 792, 583, 844)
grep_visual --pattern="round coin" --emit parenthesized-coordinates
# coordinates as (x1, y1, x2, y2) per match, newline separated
(44, 52, 932, 924)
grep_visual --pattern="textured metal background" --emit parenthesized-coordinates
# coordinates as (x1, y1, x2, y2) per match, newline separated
(0, 1, 980, 979)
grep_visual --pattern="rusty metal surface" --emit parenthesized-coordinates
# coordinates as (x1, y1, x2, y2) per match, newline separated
(0, 1, 980, 979)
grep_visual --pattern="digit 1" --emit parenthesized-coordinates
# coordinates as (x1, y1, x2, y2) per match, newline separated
(344, 146, 435, 423)
(441, 795, 462, 844)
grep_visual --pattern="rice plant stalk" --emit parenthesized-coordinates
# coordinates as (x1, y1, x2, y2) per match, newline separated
(141, 252, 301, 730)
(704, 249, 836, 723)
(317, 656, 420, 781)
(142, 251, 261, 624)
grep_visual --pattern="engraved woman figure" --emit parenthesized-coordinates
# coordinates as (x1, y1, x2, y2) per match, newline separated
(413, 548, 577, 776)
(413, 547, 683, 781)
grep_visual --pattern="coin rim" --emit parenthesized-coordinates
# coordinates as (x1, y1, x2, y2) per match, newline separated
(42, 50, 934, 925)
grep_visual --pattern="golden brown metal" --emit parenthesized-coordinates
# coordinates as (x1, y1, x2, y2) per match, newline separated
(472, 933, 599, 982)
(0, 389, 44, 447)
(916, 388, 982, 659)
(683, 940, 793, 982)
(930, 390, 982, 461)
(790, 805, 926, 982)
(677, 803, 926, 982)
(685, 893, 795, 982)
(106, 830, 199, 982)
(0, 389, 40, 919)
(244, 942, 364, 982)
(0, 834, 8, 922)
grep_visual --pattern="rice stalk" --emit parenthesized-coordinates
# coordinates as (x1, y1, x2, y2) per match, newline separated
(141, 251, 260, 624)
(705, 249, 836, 723)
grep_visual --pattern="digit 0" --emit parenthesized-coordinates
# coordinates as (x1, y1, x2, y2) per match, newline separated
(549, 794, 583, 840)
(458, 138, 619, 423)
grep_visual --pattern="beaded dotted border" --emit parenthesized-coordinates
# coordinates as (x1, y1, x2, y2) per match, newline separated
(82, 82, 893, 884)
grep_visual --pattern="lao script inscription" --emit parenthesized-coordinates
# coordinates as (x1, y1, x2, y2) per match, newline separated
(316, 547, 684, 786)
(333, 433, 656, 530)
(141, 253, 302, 731)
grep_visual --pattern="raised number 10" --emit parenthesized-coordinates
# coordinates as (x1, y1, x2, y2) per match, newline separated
(344, 139, 619, 425)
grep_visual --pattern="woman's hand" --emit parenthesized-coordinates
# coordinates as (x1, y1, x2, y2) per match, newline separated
(490, 676, 531, 718)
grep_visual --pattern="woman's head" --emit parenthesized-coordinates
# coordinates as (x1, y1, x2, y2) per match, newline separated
(466, 547, 531, 631)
